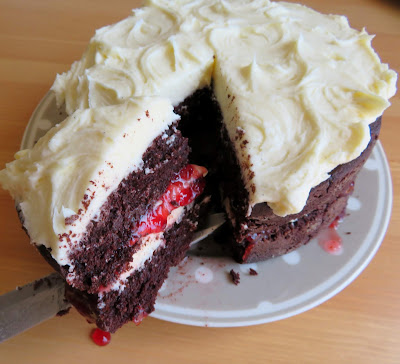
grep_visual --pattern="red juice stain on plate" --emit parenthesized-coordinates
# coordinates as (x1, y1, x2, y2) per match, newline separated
(318, 216, 343, 255)
(91, 328, 111, 346)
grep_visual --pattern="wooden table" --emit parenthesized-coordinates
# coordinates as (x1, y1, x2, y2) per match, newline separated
(0, 0, 399, 362)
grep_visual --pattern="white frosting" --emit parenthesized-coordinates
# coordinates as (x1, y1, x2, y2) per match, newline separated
(49, 0, 397, 216)
(0, 97, 179, 264)
(52, 3, 214, 114)
(109, 233, 166, 291)
(211, 3, 397, 215)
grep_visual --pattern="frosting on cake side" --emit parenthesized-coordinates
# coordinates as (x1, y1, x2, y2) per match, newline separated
(0, 97, 179, 265)
(51, 0, 397, 216)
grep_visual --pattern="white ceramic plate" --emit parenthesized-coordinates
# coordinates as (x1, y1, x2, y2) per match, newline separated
(23, 92, 393, 328)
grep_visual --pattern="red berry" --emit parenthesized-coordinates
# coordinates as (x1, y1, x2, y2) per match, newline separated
(91, 328, 111, 346)
(129, 238, 138, 246)
(98, 285, 108, 293)
(130, 164, 207, 241)
(176, 186, 192, 206)
(179, 164, 193, 180)
(169, 181, 184, 202)
(242, 241, 255, 262)
(191, 179, 205, 195)
(136, 219, 150, 236)
(148, 213, 166, 232)
(192, 164, 208, 179)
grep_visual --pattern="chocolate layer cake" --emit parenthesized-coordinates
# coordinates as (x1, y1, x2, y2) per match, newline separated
(50, 0, 396, 261)
(0, 0, 397, 333)
(0, 97, 207, 332)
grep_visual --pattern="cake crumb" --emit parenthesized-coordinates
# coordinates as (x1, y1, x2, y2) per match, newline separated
(249, 268, 258, 276)
(229, 269, 240, 285)
(236, 127, 245, 139)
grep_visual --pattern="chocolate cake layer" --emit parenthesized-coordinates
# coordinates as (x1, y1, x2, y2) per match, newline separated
(64, 204, 199, 333)
(37, 123, 190, 293)
(175, 87, 223, 212)
(175, 87, 382, 263)
(220, 118, 381, 263)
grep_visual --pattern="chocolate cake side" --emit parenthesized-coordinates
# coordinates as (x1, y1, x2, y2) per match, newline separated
(219, 118, 381, 263)
(34, 123, 190, 293)
(64, 205, 199, 333)
(174, 87, 382, 263)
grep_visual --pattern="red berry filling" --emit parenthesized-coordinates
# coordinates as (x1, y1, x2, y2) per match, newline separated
(91, 328, 111, 346)
(329, 215, 342, 229)
(242, 236, 256, 262)
(130, 164, 207, 243)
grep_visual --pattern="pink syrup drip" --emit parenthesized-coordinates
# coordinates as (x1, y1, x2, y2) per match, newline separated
(91, 328, 111, 346)
(318, 216, 343, 255)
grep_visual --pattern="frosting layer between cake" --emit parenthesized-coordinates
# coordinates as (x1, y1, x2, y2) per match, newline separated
(104, 204, 188, 294)
(52, 0, 397, 216)
(0, 97, 179, 265)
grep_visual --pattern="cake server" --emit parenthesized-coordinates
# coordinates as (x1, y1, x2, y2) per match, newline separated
(0, 212, 226, 343)
(0, 272, 69, 343)
(190, 212, 226, 246)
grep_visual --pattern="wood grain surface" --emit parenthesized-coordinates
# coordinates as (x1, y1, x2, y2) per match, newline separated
(0, 0, 399, 363)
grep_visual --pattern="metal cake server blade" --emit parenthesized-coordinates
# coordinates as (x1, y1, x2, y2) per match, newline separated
(0, 272, 70, 343)
(190, 212, 225, 246)
(0, 213, 226, 343)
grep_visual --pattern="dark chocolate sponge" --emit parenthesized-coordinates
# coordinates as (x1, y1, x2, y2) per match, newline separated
(220, 118, 381, 262)
(64, 205, 199, 333)
(175, 87, 381, 263)
(35, 123, 190, 293)
(17, 87, 381, 334)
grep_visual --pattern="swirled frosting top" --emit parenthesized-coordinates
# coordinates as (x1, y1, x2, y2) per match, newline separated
(51, 0, 397, 216)
(0, 97, 179, 264)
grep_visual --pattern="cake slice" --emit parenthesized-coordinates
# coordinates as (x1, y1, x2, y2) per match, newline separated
(0, 97, 207, 332)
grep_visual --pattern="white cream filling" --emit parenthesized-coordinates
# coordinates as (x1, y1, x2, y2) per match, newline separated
(108, 233, 166, 293)
(101, 204, 189, 296)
